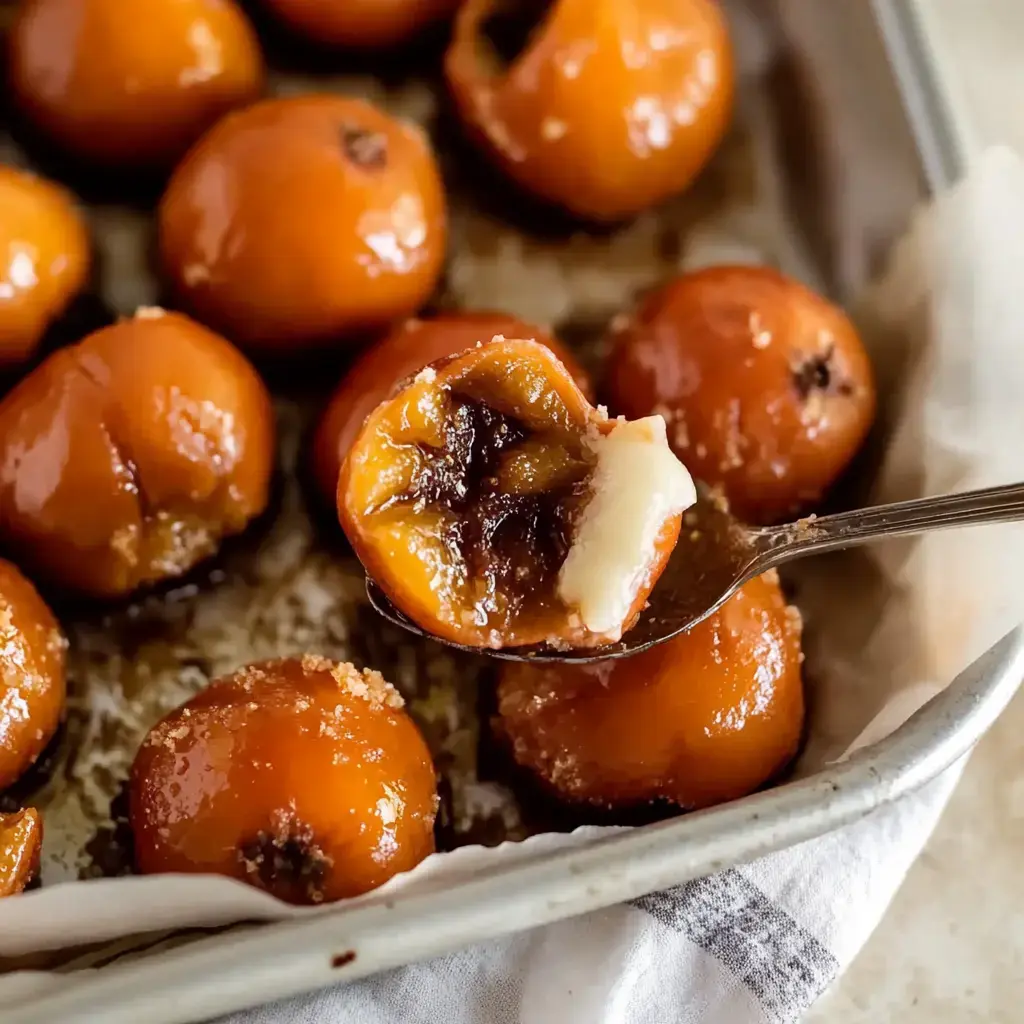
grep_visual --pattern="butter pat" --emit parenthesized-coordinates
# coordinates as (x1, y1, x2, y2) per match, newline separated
(557, 416, 696, 638)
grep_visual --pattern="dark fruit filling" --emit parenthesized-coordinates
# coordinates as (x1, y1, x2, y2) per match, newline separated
(392, 390, 594, 632)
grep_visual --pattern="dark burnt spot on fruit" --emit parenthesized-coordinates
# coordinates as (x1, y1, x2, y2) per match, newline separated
(791, 343, 855, 401)
(237, 810, 334, 904)
(340, 125, 388, 170)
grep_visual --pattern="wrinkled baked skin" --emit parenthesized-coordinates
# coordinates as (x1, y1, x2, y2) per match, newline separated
(159, 95, 448, 353)
(338, 338, 683, 649)
(9, 0, 265, 170)
(264, 0, 460, 48)
(129, 656, 438, 904)
(0, 561, 66, 792)
(0, 309, 275, 599)
(445, 0, 734, 222)
(0, 807, 43, 897)
(310, 312, 592, 507)
(497, 572, 804, 811)
(607, 266, 877, 524)
(0, 167, 90, 370)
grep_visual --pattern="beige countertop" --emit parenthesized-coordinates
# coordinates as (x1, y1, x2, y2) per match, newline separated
(808, 3, 1024, 1020)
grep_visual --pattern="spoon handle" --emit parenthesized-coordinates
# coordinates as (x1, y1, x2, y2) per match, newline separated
(756, 481, 1024, 562)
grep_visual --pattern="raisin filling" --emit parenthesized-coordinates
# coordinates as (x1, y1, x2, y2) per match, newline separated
(402, 393, 593, 633)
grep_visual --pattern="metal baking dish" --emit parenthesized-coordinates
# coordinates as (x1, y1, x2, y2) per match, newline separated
(6, 1, 1019, 1021)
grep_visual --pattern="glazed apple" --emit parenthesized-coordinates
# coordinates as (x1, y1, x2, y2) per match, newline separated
(130, 656, 438, 904)
(0, 560, 66, 792)
(607, 266, 877, 524)
(9, 0, 265, 170)
(445, 0, 734, 221)
(0, 309, 275, 599)
(159, 95, 447, 353)
(0, 166, 90, 370)
(310, 311, 592, 508)
(0, 807, 43, 897)
(338, 337, 696, 649)
(497, 572, 804, 810)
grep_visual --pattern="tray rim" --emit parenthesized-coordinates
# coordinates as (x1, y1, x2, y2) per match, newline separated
(7, 3, 1013, 1022)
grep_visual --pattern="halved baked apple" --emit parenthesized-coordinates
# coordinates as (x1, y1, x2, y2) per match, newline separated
(338, 337, 696, 649)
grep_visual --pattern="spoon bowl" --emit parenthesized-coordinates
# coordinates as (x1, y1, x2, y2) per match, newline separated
(366, 481, 1024, 663)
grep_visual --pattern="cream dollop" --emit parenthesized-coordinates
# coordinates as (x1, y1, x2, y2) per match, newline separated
(557, 416, 696, 638)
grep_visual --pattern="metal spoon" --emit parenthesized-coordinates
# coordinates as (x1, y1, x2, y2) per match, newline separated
(366, 481, 1024, 664)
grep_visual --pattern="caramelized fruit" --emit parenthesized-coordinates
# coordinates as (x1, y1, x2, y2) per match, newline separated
(497, 572, 804, 810)
(0, 560, 66, 791)
(607, 266, 877, 524)
(264, 0, 460, 48)
(0, 166, 90, 370)
(445, 0, 734, 222)
(339, 338, 695, 649)
(311, 311, 592, 508)
(9, 0, 265, 170)
(0, 309, 274, 599)
(130, 656, 438, 904)
(0, 807, 43, 896)
(159, 95, 448, 352)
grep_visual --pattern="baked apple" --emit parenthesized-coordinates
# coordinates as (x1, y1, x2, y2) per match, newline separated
(497, 571, 804, 810)
(0, 807, 43, 897)
(607, 266, 876, 524)
(310, 311, 592, 508)
(338, 337, 696, 649)
(445, 0, 734, 222)
(159, 95, 447, 353)
(130, 656, 438, 904)
(0, 560, 66, 792)
(9, 0, 265, 170)
(0, 166, 90, 370)
(0, 309, 275, 599)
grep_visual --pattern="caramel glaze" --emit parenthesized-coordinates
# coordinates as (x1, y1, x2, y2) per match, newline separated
(129, 656, 438, 904)
(9, 0, 265, 170)
(607, 266, 877, 525)
(0, 310, 274, 599)
(159, 95, 448, 353)
(497, 571, 804, 811)
(445, 0, 734, 222)
(311, 312, 593, 509)
(0, 561, 66, 792)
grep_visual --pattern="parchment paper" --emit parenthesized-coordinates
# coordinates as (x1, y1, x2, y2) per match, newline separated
(2, 0, 1024, 983)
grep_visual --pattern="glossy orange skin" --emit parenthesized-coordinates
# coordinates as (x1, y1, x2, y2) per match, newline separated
(0, 167, 90, 369)
(265, 0, 460, 48)
(607, 266, 877, 525)
(339, 338, 681, 649)
(129, 656, 438, 904)
(0, 807, 43, 897)
(311, 312, 592, 507)
(0, 561, 66, 792)
(0, 309, 275, 599)
(159, 95, 448, 353)
(497, 572, 804, 811)
(445, 0, 734, 222)
(9, 0, 265, 170)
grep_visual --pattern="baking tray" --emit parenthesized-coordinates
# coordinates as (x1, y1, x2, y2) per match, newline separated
(4, 0, 1019, 1021)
